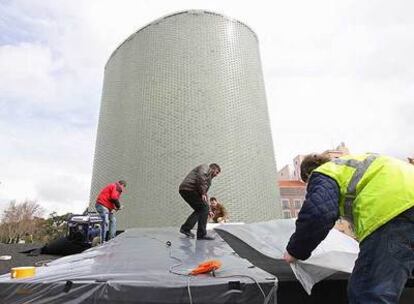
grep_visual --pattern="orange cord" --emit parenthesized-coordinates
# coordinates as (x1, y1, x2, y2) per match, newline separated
(190, 259, 222, 275)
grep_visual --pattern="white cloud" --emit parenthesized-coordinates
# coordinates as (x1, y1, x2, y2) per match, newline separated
(0, 119, 95, 215)
(0, 43, 57, 104)
(261, 1, 414, 166)
(1, 0, 414, 216)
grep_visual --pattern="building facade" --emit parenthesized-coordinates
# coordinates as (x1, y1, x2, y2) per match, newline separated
(277, 164, 291, 181)
(278, 180, 307, 218)
(277, 143, 349, 218)
(89, 11, 281, 229)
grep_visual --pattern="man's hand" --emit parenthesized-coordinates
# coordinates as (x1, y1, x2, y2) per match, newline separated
(202, 194, 208, 203)
(113, 205, 124, 212)
(283, 252, 297, 264)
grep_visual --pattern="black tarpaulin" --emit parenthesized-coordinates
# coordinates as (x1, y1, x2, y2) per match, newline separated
(0, 227, 277, 304)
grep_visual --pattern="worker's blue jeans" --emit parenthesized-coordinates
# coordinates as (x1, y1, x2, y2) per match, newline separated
(348, 207, 414, 304)
(95, 204, 117, 242)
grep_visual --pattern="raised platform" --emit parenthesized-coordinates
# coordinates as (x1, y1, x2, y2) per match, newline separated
(0, 228, 277, 304)
(1, 221, 413, 303)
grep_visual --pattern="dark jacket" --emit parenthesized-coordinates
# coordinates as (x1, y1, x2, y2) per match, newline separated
(286, 172, 340, 260)
(179, 164, 212, 195)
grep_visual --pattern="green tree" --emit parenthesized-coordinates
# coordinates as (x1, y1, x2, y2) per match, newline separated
(38, 212, 72, 242)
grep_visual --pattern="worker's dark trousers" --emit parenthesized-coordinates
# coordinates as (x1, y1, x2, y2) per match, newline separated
(348, 206, 414, 304)
(179, 190, 209, 238)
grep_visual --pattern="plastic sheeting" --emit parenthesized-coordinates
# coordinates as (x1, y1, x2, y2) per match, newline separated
(0, 228, 277, 304)
(214, 219, 359, 294)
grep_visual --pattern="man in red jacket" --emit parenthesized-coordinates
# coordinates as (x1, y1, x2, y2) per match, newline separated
(95, 180, 127, 242)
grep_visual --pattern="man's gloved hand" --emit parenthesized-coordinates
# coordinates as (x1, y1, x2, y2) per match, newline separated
(113, 205, 124, 213)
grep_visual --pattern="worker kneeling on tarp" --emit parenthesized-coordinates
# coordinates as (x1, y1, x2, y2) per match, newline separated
(284, 153, 414, 304)
(209, 197, 229, 223)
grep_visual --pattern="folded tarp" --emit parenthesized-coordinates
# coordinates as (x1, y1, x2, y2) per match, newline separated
(21, 237, 91, 256)
(214, 219, 359, 294)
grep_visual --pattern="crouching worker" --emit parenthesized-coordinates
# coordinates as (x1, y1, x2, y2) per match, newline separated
(283, 153, 414, 304)
(209, 197, 228, 223)
(95, 180, 127, 242)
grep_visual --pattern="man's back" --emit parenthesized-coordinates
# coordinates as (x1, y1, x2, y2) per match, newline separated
(316, 154, 414, 241)
(179, 164, 210, 194)
(97, 183, 122, 210)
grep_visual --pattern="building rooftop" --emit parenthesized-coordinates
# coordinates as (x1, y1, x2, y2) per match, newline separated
(0, 243, 60, 275)
(1, 223, 413, 303)
(278, 180, 306, 187)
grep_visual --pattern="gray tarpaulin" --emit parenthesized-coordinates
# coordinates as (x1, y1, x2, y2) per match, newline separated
(214, 219, 359, 294)
(0, 228, 277, 304)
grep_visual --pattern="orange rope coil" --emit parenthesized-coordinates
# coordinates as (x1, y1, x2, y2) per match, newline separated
(190, 259, 222, 275)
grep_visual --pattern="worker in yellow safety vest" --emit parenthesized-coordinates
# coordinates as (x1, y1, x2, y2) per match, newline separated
(284, 153, 414, 304)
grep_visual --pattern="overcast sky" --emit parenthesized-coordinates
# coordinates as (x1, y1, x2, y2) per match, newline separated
(1, 0, 413, 215)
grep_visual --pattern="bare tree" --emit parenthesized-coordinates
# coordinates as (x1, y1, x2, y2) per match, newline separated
(0, 200, 45, 243)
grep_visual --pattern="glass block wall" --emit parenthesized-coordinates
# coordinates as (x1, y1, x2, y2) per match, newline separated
(90, 10, 281, 229)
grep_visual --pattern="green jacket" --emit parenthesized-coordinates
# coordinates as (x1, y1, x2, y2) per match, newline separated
(314, 154, 414, 241)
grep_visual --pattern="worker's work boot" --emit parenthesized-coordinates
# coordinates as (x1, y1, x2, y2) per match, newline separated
(180, 228, 195, 238)
(197, 234, 215, 240)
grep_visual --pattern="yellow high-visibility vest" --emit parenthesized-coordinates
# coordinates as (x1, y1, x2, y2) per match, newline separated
(314, 154, 414, 241)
